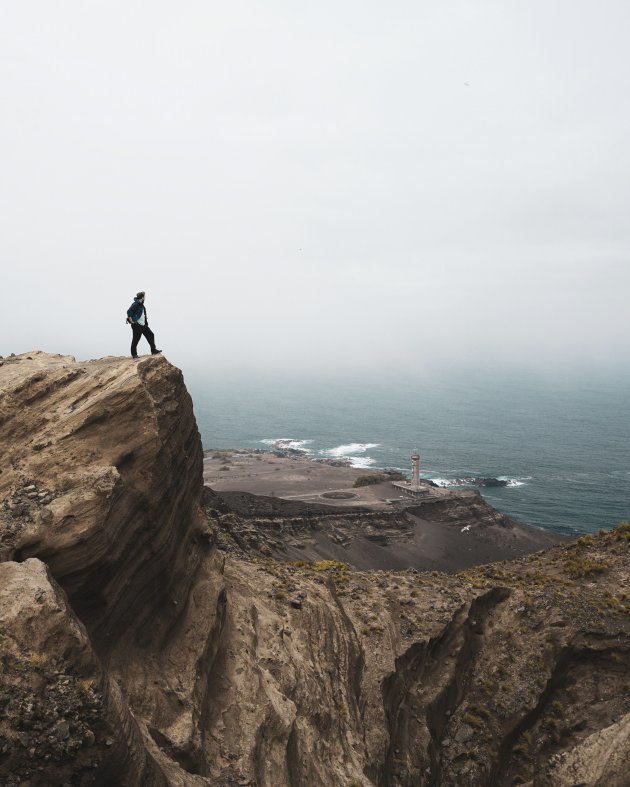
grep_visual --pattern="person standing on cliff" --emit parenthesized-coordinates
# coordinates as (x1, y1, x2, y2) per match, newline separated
(126, 291, 162, 358)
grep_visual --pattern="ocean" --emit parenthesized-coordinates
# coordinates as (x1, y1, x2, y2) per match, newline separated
(186, 368, 630, 536)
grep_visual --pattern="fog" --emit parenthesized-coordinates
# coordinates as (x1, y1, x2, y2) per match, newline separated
(1, 1, 629, 377)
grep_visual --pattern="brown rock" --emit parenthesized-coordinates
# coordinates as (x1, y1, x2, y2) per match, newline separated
(0, 352, 628, 787)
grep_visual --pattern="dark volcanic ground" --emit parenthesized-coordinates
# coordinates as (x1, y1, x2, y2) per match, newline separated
(203, 451, 562, 572)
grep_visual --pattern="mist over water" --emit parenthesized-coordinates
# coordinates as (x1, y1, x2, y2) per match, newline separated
(187, 367, 630, 536)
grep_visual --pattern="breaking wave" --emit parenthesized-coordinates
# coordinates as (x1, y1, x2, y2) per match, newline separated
(324, 443, 380, 457)
(320, 443, 380, 468)
(501, 477, 529, 488)
(429, 476, 530, 488)
(260, 438, 313, 452)
(346, 456, 377, 469)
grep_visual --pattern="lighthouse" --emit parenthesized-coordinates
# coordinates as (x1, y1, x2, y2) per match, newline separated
(390, 449, 431, 498)
(411, 450, 420, 489)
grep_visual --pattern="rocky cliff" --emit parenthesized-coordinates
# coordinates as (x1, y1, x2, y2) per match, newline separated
(1, 352, 629, 787)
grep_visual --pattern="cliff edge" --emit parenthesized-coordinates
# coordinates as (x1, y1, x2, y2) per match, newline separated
(1, 352, 629, 786)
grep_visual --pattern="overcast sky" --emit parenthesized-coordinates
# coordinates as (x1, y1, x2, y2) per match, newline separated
(1, 1, 629, 376)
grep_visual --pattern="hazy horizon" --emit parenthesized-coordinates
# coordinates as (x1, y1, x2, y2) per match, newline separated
(2, 1, 629, 378)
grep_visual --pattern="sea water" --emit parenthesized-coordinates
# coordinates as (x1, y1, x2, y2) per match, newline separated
(186, 368, 630, 536)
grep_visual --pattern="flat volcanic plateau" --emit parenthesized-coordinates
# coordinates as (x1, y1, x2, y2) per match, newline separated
(203, 449, 561, 572)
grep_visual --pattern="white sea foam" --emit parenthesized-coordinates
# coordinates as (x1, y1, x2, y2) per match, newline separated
(325, 442, 380, 457)
(430, 476, 529, 488)
(349, 456, 377, 469)
(316, 442, 380, 469)
(498, 476, 530, 487)
(260, 438, 313, 452)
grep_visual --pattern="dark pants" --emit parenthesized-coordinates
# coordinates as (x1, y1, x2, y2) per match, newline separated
(131, 323, 157, 357)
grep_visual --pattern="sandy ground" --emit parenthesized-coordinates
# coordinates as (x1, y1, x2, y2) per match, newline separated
(203, 450, 450, 510)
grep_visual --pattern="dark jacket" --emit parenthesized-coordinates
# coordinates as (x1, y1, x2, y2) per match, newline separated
(127, 298, 147, 324)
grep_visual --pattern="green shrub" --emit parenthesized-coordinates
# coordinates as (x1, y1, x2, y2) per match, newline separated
(353, 473, 388, 487)
(353, 471, 406, 487)
(384, 471, 405, 481)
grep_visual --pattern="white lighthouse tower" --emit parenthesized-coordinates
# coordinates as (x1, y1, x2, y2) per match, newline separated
(411, 449, 420, 489)
(390, 448, 431, 498)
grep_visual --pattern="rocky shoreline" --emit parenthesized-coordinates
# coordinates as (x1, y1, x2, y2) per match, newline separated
(206, 444, 515, 487)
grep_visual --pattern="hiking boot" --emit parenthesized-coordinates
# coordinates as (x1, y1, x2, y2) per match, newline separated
(151, 349, 162, 355)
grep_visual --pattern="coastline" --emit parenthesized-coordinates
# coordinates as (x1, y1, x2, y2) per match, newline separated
(203, 448, 564, 572)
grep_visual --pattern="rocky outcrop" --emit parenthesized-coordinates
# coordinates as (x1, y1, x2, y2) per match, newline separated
(0, 352, 211, 781)
(0, 558, 168, 786)
(0, 352, 207, 654)
(1, 352, 629, 786)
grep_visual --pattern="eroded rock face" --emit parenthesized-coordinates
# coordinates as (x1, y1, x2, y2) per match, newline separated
(0, 559, 167, 786)
(1, 352, 629, 786)
(0, 352, 207, 653)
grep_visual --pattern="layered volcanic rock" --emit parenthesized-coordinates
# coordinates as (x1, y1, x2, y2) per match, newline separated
(1, 352, 629, 786)
(203, 487, 560, 573)
(0, 352, 211, 782)
(0, 351, 207, 654)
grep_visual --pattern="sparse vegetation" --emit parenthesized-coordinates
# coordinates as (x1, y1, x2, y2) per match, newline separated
(477, 681, 494, 697)
(469, 704, 491, 720)
(385, 471, 405, 481)
(306, 560, 350, 591)
(513, 730, 532, 756)
(564, 556, 609, 578)
(311, 560, 348, 572)
(463, 711, 485, 729)
(353, 471, 404, 487)
(353, 473, 388, 487)
(604, 591, 621, 607)
(77, 678, 96, 695)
